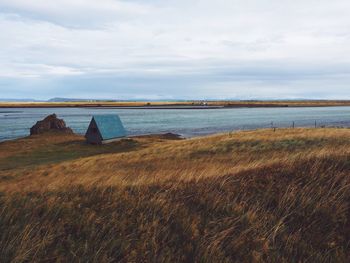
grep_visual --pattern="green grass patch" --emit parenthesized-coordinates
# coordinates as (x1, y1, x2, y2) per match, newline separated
(0, 139, 140, 171)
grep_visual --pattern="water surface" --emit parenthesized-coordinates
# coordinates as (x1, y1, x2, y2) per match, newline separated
(1, 107, 350, 141)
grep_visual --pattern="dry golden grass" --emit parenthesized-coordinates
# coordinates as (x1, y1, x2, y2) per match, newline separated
(1, 100, 350, 108)
(0, 128, 349, 262)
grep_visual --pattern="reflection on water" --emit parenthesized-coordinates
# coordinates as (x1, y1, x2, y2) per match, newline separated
(1, 107, 350, 141)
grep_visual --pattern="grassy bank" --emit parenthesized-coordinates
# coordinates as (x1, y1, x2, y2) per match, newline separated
(0, 128, 349, 262)
(1, 100, 350, 108)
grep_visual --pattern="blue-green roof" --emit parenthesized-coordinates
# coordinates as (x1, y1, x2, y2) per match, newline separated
(92, 115, 126, 140)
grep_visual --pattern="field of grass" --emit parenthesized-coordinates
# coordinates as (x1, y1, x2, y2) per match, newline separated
(1, 100, 350, 108)
(0, 128, 349, 262)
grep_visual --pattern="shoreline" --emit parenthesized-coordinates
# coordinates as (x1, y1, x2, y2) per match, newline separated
(2, 126, 348, 144)
(1, 100, 350, 109)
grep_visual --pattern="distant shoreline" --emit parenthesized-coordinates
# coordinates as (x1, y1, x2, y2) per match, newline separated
(1, 100, 350, 108)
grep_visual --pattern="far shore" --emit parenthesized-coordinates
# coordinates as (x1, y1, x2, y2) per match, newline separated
(1, 100, 350, 108)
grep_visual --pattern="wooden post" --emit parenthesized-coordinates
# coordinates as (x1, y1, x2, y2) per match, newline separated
(292, 121, 295, 129)
(315, 120, 317, 128)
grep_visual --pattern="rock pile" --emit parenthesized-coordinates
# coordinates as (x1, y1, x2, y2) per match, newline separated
(30, 114, 73, 135)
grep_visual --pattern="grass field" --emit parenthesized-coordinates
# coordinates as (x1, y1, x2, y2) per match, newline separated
(0, 128, 349, 262)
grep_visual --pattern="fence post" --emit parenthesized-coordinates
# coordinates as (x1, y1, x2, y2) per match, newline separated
(315, 120, 317, 128)
(292, 121, 295, 129)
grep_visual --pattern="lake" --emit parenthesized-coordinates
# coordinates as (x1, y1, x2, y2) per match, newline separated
(1, 107, 350, 141)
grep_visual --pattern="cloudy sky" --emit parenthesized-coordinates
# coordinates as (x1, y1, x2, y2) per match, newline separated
(1, 0, 350, 100)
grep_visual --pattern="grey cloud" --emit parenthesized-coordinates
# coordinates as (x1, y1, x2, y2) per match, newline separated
(1, 0, 350, 99)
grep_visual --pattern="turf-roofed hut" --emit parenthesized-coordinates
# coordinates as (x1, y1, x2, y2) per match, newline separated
(85, 115, 127, 144)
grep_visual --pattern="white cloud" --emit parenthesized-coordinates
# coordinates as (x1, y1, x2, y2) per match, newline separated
(0, 62, 84, 78)
(0, 0, 350, 99)
(0, 0, 151, 26)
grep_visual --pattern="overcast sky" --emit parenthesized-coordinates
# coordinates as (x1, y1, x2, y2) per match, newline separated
(1, 0, 350, 100)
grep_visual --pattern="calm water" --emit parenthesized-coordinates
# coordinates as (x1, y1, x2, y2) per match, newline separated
(1, 107, 350, 141)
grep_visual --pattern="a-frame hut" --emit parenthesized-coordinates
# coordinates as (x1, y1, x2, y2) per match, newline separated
(85, 115, 127, 144)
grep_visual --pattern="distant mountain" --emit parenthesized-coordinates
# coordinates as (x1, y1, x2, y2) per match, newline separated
(47, 98, 118, 102)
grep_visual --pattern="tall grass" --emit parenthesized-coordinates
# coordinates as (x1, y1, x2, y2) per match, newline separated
(0, 128, 349, 262)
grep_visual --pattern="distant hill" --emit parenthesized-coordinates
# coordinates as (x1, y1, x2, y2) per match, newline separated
(47, 97, 113, 102)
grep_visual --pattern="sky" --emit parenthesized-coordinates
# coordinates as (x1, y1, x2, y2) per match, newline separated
(1, 0, 350, 100)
